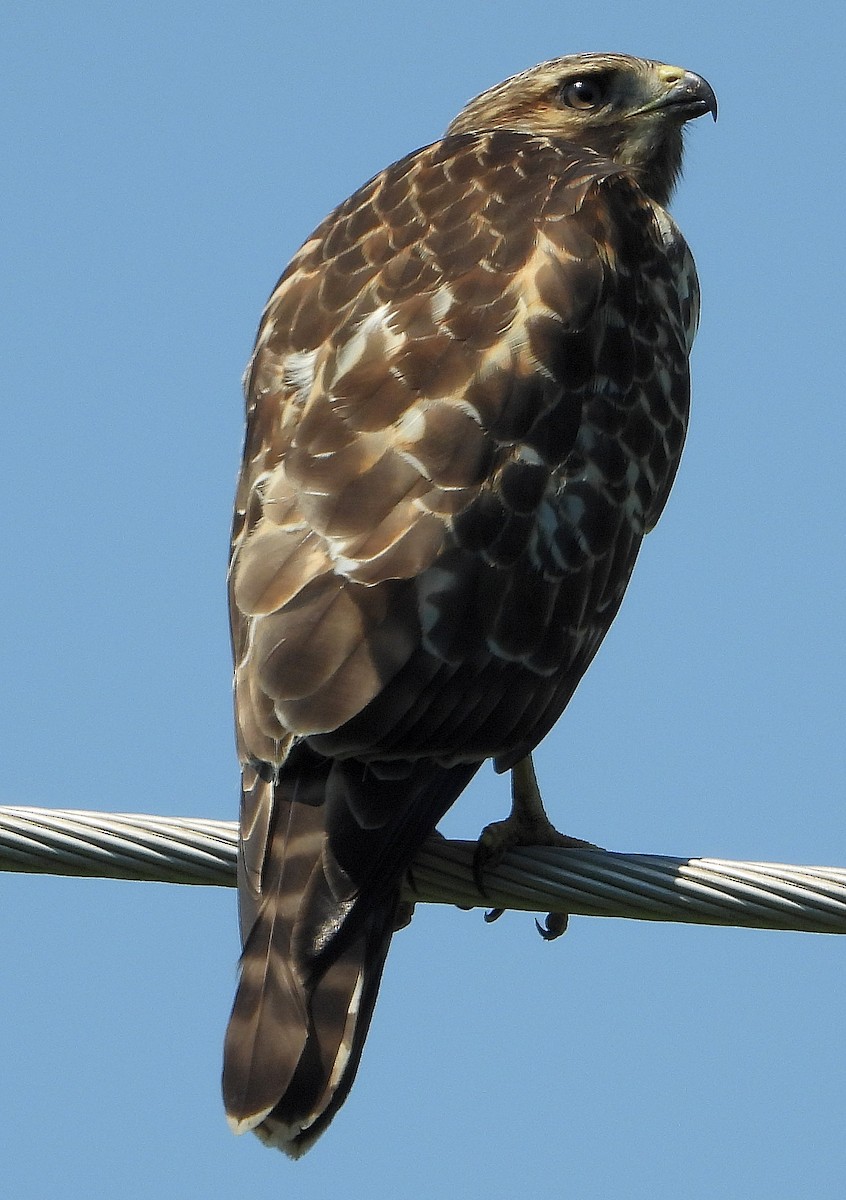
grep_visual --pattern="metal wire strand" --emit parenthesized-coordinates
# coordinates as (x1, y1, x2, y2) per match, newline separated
(1, 804, 845, 934)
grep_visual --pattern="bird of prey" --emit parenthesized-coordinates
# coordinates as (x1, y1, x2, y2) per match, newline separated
(223, 52, 716, 1156)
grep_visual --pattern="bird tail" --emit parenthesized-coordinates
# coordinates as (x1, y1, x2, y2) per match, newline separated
(222, 745, 476, 1157)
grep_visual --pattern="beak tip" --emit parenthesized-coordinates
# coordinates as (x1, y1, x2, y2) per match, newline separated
(672, 70, 718, 125)
(692, 71, 718, 123)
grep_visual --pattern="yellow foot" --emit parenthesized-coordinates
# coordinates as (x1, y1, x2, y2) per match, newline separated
(473, 755, 599, 941)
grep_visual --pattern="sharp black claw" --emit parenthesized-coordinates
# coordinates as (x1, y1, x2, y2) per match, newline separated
(535, 912, 568, 940)
(484, 907, 504, 923)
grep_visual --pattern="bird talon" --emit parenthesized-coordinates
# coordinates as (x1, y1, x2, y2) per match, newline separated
(535, 912, 569, 940)
(472, 822, 509, 896)
(473, 756, 598, 904)
(484, 907, 504, 924)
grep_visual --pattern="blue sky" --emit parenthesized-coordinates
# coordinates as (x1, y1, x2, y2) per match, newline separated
(3, 3, 846, 1197)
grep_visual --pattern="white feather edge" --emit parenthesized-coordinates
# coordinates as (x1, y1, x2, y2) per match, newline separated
(230, 965, 366, 1156)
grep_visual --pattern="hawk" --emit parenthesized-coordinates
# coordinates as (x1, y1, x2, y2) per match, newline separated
(223, 53, 716, 1156)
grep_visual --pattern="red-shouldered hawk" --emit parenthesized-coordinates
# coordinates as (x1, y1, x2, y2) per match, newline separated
(223, 52, 716, 1156)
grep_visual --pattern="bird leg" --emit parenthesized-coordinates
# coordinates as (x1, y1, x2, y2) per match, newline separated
(474, 754, 597, 939)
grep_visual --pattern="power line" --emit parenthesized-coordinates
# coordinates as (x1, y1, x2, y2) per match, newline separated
(2, 804, 844, 934)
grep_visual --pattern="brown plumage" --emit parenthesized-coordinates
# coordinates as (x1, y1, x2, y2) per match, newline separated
(223, 52, 716, 1156)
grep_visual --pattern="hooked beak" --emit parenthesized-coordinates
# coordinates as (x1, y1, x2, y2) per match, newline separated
(644, 70, 718, 122)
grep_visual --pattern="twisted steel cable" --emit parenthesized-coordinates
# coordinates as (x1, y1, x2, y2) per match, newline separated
(1, 804, 844, 934)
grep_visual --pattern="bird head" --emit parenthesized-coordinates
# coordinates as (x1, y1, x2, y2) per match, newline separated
(446, 53, 717, 207)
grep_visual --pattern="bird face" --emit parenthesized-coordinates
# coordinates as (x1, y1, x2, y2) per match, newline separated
(447, 53, 717, 206)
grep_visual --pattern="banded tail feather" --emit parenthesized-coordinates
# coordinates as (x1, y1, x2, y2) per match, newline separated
(222, 747, 477, 1157)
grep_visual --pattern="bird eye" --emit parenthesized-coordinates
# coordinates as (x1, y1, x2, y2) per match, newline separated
(560, 77, 605, 110)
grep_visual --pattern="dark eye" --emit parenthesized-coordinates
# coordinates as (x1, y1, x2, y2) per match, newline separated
(560, 77, 605, 110)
